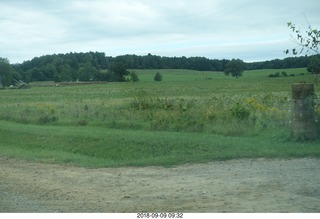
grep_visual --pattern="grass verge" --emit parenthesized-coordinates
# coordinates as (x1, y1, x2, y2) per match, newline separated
(1, 120, 319, 168)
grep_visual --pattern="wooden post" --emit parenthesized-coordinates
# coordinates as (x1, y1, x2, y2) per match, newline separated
(291, 83, 317, 140)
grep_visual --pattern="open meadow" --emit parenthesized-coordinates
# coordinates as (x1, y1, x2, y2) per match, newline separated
(0, 68, 319, 167)
(1, 68, 320, 212)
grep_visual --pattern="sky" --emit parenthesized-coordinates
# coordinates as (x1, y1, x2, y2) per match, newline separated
(1, 0, 319, 64)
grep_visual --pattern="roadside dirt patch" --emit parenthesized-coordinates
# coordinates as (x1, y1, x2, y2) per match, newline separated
(0, 157, 319, 212)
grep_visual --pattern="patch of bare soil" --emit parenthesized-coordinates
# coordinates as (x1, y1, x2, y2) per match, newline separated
(0, 157, 319, 213)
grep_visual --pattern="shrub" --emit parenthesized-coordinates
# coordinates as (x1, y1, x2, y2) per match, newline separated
(130, 71, 139, 82)
(230, 103, 250, 120)
(154, 72, 162, 81)
(38, 115, 59, 124)
(77, 120, 88, 126)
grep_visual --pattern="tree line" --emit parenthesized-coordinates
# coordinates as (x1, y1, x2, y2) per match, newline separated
(0, 51, 319, 86)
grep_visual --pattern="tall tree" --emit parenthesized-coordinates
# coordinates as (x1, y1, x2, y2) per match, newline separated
(60, 64, 73, 81)
(79, 62, 99, 81)
(108, 62, 129, 82)
(42, 64, 57, 80)
(0, 58, 22, 87)
(307, 56, 320, 74)
(224, 59, 245, 78)
(0, 58, 15, 87)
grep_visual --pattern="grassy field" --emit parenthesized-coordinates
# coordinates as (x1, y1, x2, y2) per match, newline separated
(0, 68, 319, 167)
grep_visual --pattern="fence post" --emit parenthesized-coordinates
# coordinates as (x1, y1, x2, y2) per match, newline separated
(291, 83, 317, 140)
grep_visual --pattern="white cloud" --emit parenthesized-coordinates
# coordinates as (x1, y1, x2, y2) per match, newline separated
(68, 0, 160, 35)
(0, 2, 69, 61)
(0, 0, 319, 63)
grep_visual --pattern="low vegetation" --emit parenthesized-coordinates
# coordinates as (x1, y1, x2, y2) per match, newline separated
(0, 68, 319, 167)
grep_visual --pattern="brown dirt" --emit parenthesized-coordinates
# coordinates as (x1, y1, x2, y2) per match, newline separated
(0, 157, 319, 213)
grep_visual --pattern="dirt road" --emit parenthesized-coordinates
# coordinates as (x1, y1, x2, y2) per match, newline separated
(0, 157, 319, 212)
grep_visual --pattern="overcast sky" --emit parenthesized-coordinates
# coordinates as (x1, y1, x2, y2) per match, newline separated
(1, 0, 319, 64)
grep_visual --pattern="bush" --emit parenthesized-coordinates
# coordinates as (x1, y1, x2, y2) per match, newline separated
(230, 103, 250, 120)
(77, 120, 88, 126)
(38, 115, 59, 124)
(154, 72, 162, 81)
(130, 71, 139, 82)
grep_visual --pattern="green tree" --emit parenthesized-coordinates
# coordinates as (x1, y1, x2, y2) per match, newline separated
(0, 58, 14, 87)
(224, 59, 245, 78)
(108, 62, 129, 82)
(307, 56, 320, 74)
(42, 64, 57, 80)
(60, 64, 73, 81)
(0, 58, 22, 87)
(154, 72, 162, 81)
(79, 62, 99, 81)
(129, 71, 139, 82)
(27, 67, 46, 81)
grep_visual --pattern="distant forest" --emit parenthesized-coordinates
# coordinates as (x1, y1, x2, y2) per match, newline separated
(4, 52, 320, 83)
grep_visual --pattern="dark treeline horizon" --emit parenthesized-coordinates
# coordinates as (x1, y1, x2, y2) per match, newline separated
(5, 52, 319, 83)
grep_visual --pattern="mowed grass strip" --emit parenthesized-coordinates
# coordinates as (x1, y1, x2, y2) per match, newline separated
(1, 120, 319, 168)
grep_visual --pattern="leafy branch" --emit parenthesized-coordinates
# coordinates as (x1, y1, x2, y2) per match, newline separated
(285, 22, 320, 55)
